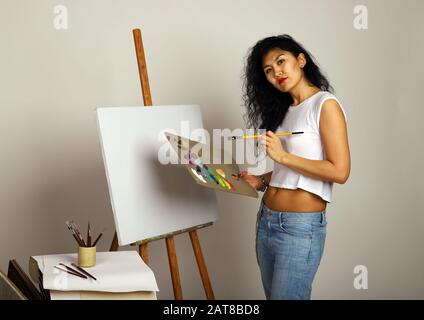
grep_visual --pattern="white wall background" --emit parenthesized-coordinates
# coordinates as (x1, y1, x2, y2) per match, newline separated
(0, 0, 423, 299)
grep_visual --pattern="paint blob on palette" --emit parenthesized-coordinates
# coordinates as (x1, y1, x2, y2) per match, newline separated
(184, 150, 236, 191)
(190, 167, 207, 183)
(215, 169, 225, 177)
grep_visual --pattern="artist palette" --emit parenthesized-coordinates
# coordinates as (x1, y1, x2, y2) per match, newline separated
(165, 132, 258, 198)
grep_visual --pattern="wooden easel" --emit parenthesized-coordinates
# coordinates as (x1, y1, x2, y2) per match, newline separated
(109, 28, 215, 300)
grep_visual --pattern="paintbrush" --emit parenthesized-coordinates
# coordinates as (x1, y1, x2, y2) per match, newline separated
(70, 221, 86, 247)
(54, 266, 87, 279)
(231, 131, 304, 140)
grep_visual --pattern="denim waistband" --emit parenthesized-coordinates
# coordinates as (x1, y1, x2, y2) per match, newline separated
(260, 200, 326, 223)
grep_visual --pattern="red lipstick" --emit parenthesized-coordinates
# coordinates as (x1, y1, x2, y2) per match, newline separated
(278, 77, 288, 84)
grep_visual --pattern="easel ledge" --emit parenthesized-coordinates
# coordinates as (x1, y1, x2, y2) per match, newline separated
(108, 29, 215, 300)
(135, 222, 213, 246)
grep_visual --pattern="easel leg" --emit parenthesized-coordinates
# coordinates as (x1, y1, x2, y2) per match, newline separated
(110, 232, 119, 251)
(139, 243, 149, 264)
(165, 236, 183, 300)
(189, 230, 215, 300)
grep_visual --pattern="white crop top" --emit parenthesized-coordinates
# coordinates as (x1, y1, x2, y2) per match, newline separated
(269, 91, 347, 203)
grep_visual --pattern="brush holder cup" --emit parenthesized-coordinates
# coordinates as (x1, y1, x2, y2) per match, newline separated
(78, 246, 96, 268)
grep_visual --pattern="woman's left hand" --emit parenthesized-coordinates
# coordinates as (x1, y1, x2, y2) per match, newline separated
(261, 131, 288, 164)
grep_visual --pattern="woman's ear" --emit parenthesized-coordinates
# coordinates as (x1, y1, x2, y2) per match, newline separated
(297, 53, 307, 68)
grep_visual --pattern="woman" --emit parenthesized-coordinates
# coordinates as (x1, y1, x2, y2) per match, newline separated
(240, 35, 350, 300)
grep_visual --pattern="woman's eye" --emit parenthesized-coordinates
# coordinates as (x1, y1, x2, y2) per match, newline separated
(264, 69, 271, 74)
(277, 59, 285, 65)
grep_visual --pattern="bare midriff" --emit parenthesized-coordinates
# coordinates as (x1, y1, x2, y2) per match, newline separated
(263, 186, 327, 213)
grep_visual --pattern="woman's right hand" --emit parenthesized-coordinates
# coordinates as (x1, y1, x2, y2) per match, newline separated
(239, 171, 262, 190)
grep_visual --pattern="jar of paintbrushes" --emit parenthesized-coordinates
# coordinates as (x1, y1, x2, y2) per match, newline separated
(65, 221, 103, 268)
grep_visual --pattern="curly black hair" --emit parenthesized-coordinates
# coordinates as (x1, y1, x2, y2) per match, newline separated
(242, 34, 333, 131)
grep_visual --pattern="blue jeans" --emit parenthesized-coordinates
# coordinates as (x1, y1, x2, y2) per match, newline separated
(256, 200, 327, 300)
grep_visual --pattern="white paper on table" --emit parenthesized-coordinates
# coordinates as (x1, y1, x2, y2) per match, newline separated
(50, 291, 81, 300)
(49, 290, 157, 300)
(33, 251, 159, 292)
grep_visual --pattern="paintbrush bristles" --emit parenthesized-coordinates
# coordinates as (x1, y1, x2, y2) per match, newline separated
(66, 220, 86, 247)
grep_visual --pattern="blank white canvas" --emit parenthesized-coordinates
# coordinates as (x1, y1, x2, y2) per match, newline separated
(96, 105, 219, 246)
